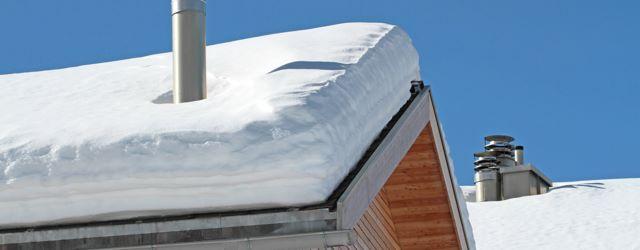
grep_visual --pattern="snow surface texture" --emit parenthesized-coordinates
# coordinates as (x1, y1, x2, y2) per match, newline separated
(463, 178, 640, 250)
(0, 23, 420, 227)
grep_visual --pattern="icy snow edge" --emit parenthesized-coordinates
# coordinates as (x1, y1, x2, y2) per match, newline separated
(0, 23, 420, 227)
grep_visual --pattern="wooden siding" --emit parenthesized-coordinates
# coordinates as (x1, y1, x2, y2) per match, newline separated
(349, 189, 401, 250)
(322, 189, 400, 250)
(384, 123, 460, 250)
(343, 123, 461, 249)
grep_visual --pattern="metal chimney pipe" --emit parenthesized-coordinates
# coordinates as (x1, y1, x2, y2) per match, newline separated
(514, 145, 524, 165)
(172, 0, 207, 103)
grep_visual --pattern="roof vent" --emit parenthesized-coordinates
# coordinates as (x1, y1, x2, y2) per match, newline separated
(473, 135, 552, 202)
(172, 0, 207, 103)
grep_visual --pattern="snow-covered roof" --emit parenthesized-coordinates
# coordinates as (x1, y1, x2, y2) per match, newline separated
(0, 23, 420, 227)
(464, 178, 640, 250)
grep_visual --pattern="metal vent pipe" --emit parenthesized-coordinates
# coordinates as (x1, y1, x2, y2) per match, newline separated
(172, 0, 207, 103)
(514, 145, 524, 165)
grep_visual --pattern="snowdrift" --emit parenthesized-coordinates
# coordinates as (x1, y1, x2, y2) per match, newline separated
(0, 23, 420, 227)
(463, 178, 640, 250)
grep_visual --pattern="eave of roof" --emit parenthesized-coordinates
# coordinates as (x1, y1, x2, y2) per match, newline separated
(1, 85, 459, 249)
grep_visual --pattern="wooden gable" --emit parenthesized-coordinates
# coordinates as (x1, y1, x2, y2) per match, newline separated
(348, 123, 463, 250)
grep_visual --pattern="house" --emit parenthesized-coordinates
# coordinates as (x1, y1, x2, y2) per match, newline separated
(0, 23, 474, 249)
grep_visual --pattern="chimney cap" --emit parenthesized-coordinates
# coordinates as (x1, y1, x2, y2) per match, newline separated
(484, 134, 514, 143)
(474, 151, 500, 157)
(172, 0, 206, 15)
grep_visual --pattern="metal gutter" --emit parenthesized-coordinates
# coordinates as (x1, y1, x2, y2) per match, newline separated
(0, 209, 336, 248)
(99, 230, 356, 250)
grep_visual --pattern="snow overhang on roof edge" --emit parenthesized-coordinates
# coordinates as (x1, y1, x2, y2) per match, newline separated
(0, 86, 476, 249)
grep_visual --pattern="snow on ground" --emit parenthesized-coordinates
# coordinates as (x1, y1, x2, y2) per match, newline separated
(0, 23, 420, 227)
(463, 178, 640, 250)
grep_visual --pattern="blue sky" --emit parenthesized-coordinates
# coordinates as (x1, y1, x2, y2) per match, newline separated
(1, 0, 639, 185)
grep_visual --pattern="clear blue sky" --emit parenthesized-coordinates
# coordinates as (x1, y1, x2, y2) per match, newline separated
(1, 0, 639, 185)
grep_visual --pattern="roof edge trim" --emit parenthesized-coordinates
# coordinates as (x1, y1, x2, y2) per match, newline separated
(336, 87, 431, 230)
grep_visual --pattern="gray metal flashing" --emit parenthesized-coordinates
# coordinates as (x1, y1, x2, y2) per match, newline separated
(428, 90, 474, 250)
(336, 89, 431, 230)
(100, 230, 355, 250)
(499, 164, 553, 186)
(0, 209, 336, 246)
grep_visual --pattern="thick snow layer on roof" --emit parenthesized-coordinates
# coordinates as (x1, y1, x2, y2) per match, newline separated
(0, 23, 420, 227)
(463, 178, 640, 250)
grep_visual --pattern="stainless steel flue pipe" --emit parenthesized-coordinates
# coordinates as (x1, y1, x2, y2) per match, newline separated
(514, 145, 524, 165)
(172, 0, 207, 103)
